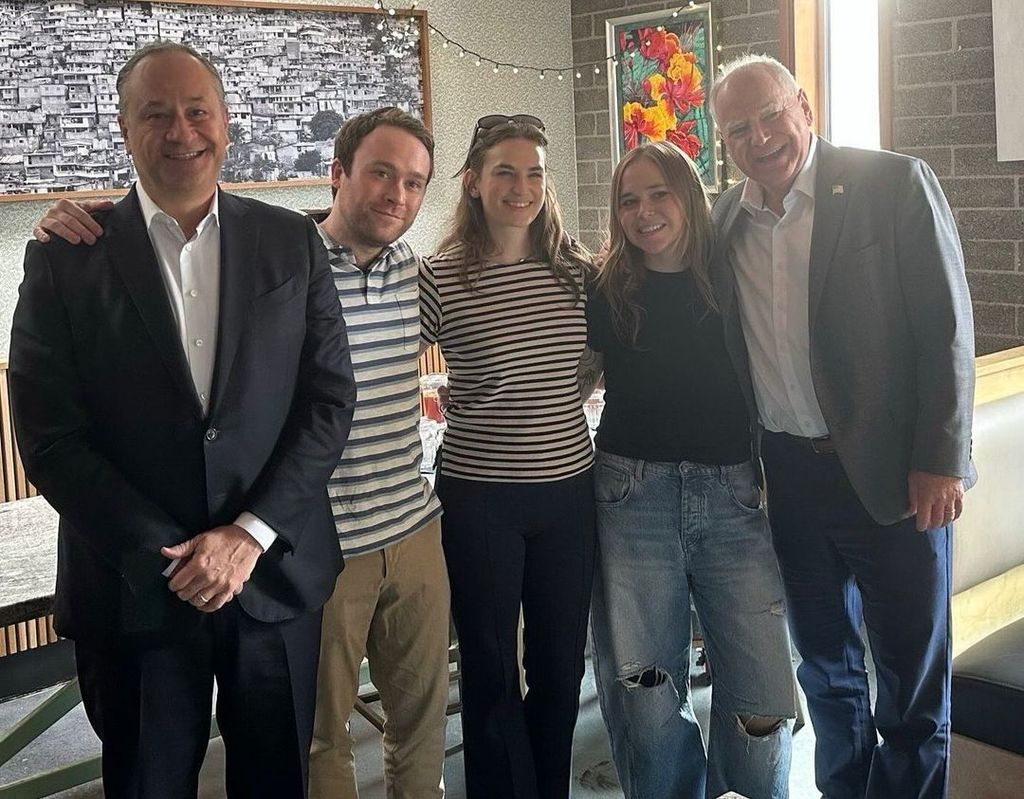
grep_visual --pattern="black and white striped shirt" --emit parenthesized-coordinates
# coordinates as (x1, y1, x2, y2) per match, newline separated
(420, 243, 593, 483)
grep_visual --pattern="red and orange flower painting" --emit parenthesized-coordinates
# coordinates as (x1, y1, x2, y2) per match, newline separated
(608, 7, 717, 189)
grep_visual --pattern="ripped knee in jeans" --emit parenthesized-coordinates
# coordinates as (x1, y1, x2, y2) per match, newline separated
(619, 665, 670, 689)
(736, 713, 785, 737)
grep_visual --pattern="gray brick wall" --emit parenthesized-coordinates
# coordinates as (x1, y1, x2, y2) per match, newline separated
(894, 0, 1024, 354)
(569, 0, 779, 250)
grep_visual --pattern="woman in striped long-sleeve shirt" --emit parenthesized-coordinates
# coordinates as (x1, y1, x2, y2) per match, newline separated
(419, 115, 594, 799)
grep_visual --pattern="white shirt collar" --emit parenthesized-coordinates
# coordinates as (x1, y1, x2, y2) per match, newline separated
(135, 181, 220, 237)
(740, 134, 819, 215)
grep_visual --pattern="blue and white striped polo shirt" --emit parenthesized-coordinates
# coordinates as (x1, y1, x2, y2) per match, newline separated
(319, 227, 441, 555)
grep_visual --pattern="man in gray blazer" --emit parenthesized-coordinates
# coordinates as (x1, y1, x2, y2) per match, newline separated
(709, 55, 975, 799)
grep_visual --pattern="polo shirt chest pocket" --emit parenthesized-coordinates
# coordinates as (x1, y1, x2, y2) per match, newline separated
(394, 288, 420, 351)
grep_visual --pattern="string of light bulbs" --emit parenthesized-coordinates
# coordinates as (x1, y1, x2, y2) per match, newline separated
(372, 0, 722, 80)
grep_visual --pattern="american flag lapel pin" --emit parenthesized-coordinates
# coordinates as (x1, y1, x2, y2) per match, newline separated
(832, 184, 844, 195)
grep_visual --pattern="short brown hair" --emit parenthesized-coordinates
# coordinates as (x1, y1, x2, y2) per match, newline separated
(333, 107, 435, 185)
(117, 41, 225, 115)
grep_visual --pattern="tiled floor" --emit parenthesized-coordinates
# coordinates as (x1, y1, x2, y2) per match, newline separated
(0, 645, 826, 798)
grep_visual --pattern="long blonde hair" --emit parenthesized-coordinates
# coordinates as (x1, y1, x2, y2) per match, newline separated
(598, 141, 716, 345)
(437, 122, 592, 300)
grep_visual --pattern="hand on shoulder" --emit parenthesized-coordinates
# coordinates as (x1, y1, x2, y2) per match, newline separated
(33, 198, 114, 246)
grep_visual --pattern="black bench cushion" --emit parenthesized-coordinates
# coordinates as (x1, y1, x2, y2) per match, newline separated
(952, 616, 1024, 755)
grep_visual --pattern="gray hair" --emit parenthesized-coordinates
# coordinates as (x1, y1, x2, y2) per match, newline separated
(117, 41, 226, 115)
(709, 53, 800, 122)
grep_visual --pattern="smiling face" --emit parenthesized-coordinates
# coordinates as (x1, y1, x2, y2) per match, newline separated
(465, 137, 546, 237)
(328, 124, 431, 263)
(616, 155, 688, 272)
(714, 65, 813, 208)
(118, 49, 228, 218)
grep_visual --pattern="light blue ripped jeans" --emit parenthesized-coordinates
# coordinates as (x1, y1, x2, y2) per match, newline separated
(590, 450, 796, 799)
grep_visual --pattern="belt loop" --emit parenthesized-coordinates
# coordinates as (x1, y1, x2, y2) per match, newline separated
(633, 458, 645, 481)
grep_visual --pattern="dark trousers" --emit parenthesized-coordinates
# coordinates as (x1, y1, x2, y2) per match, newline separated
(762, 432, 951, 799)
(436, 470, 596, 799)
(75, 602, 323, 799)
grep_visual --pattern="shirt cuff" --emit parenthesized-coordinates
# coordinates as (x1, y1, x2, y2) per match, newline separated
(235, 511, 278, 553)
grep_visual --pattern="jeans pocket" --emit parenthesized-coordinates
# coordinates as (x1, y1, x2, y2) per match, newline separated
(723, 465, 763, 514)
(594, 460, 633, 507)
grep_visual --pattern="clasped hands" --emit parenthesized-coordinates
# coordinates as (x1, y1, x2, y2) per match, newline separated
(161, 524, 262, 614)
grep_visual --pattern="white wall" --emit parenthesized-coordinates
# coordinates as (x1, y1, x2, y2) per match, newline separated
(0, 0, 577, 355)
(992, 0, 1024, 162)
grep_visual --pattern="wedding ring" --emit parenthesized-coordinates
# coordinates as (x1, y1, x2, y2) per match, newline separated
(198, 593, 210, 604)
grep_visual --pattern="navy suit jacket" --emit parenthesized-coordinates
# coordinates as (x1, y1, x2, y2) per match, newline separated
(10, 188, 357, 643)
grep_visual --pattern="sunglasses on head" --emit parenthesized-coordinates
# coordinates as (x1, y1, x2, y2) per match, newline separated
(456, 114, 546, 176)
(471, 113, 545, 145)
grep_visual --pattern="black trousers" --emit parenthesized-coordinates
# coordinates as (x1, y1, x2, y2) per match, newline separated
(75, 602, 322, 799)
(437, 469, 596, 799)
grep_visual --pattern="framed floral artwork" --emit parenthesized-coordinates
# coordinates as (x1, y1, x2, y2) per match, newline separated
(605, 4, 719, 191)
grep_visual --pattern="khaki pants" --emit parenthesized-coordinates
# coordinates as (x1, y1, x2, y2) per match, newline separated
(309, 518, 450, 799)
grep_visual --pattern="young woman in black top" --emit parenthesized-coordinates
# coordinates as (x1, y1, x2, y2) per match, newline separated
(580, 142, 795, 799)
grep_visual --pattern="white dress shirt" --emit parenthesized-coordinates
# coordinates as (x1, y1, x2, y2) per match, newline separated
(136, 183, 277, 554)
(730, 135, 830, 437)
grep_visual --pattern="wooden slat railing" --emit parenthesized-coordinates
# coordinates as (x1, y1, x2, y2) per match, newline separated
(0, 361, 37, 503)
(0, 616, 58, 658)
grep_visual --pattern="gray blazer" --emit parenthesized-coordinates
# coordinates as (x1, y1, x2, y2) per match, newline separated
(711, 138, 977, 525)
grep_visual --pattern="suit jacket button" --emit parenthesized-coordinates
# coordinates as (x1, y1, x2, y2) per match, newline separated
(205, 427, 219, 442)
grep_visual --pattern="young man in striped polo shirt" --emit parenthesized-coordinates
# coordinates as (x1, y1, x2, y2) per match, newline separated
(29, 106, 449, 798)
(307, 108, 448, 799)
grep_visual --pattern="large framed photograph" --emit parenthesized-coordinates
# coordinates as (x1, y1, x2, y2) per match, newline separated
(0, 0, 430, 201)
(605, 4, 718, 191)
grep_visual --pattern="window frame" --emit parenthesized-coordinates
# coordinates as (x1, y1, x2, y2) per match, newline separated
(778, 0, 892, 149)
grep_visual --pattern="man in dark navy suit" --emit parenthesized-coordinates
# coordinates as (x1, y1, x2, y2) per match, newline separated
(10, 41, 356, 798)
